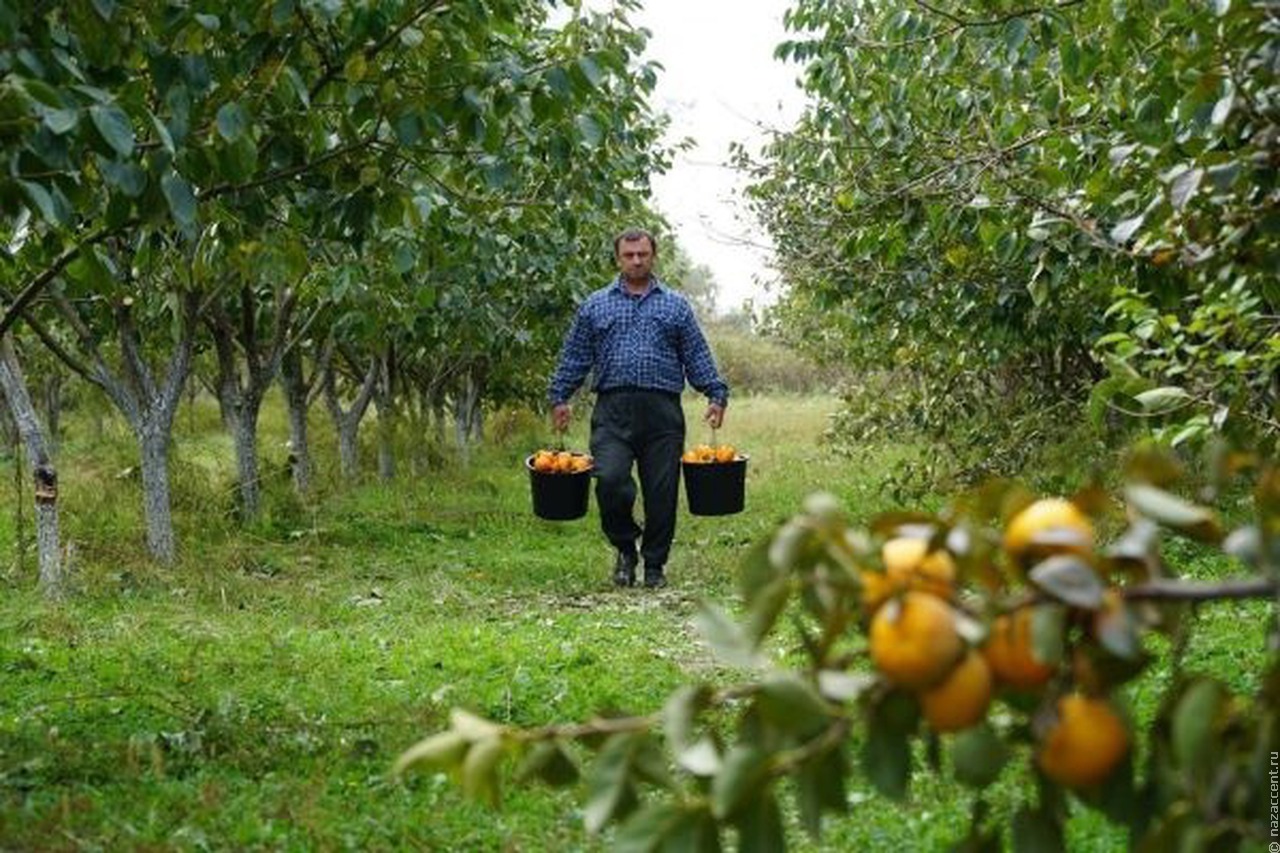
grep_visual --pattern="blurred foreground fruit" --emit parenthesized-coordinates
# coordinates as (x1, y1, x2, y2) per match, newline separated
(870, 592, 964, 689)
(1004, 497, 1094, 563)
(1036, 694, 1130, 788)
(983, 609, 1055, 691)
(920, 649, 993, 733)
(862, 536, 957, 611)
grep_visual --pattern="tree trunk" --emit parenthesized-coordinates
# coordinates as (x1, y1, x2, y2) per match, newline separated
(453, 367, 483, 462)
(281, 349, 314, 495)
(0, 335, 63, 599)
(432, 388, 447, 451)
(137, 423, 175, 564)
(40, 370, 62, 456)
(338, 425, 359, 481)
(375, 349, 396, 482)
(231, 394, 263, 520)
(323, 348, 379, 485)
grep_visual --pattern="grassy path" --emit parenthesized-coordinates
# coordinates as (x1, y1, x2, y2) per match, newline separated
(0, 394, 1267, 850)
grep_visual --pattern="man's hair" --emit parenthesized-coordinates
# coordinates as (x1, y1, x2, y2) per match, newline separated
(613, 228, 658, 256)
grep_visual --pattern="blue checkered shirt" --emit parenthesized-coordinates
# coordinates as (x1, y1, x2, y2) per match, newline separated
(549, 276, 729, 407)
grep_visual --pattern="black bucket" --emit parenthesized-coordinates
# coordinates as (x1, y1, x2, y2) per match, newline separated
(526, 455, 592, 521)
(683, 455, 748, 516)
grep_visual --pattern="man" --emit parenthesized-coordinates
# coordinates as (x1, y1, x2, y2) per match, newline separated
(549, 228, 729, 589)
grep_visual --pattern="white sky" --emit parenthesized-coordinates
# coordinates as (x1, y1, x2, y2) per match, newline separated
(634, 0, 809, 315)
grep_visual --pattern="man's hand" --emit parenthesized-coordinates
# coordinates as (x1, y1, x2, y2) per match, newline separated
(552, 403, 572, 432)
(703, 403, 725, 430)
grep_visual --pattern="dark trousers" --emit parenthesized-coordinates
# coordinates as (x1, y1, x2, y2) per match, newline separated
(590, 390, 685, 569)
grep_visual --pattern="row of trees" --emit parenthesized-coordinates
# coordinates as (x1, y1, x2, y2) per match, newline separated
(1, 0, 681, 592)
(742, 0, 1277, 477)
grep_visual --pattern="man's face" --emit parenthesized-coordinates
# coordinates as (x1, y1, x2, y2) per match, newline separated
(616, 237, 655, 282)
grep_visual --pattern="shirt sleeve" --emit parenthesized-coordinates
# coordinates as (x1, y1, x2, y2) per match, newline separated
(678, 303, 729, 407)
(548, 306, 594, 405)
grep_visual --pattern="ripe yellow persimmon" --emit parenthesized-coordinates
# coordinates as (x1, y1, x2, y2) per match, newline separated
(531, 450, 591, 474)
(920, 649, 993, 733)
(682, 444, 739, 464)
(1003, 497, 1094, 563)
(1037, 694, 1130, 788)
(869, 592, 964, 689)
(983, 609, 1055, 691)
(532, 451, 556, 473)
(862, 537, 957, 612)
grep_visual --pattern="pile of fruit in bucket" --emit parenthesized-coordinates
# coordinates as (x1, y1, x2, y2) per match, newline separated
(680, 444, 740, 464)
(529, 449, 593, 474)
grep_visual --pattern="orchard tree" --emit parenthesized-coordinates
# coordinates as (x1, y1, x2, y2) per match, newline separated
(0, 333, 62, 597)
(398, 452, 1279, 850)
(742, 0, 1277, 476)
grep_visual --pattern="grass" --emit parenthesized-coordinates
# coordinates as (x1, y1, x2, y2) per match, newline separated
(0, 392, 1270, 851)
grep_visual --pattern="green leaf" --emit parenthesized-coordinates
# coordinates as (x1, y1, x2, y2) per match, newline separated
(460, 736, 504, 806)
(1110, 214, 1144, 244)
(1134, 386, 1192, 413)
(1028, 556, 1105, 609)
(743, 579, 790, 645)
(1004, 18, 1029, 52)
(99, 157, 146, 197)
(450, 709, 503, 740)
(89, 102, 135, 157)
(1168, 168, 1202, 211)
(215, 101, 249, 142)
(817, 670, 874, 702)
(1094, 597, 1141, 660)
(862, 713, 911, 800)
(613, 803, 681, 853)
(392, 730, 468, 775)
(1124, 484, 1221, 540)
(66, 244, 113, 291)
(18, 180, 59, 226)
(710, 745, 771, 819)
(1030, 603, 1066, 665)
(150, 111, 175, 154)
(575, 114, 603, 149)
(692, 602, 760, 668)
(950, 724, 1009, 788)
(44, 107, 79, 134)
(584, 733, 641, 833)
(345, 53, 368, 83)
(794, 747, 847, 836)
(757, 672, 829, 736)
(1211, 91, 1234, 126)
(677, 737, 721, 777)
(1171, 679, 1223, 771)
(161, 171, 197, 226)
(663, 685, 711, 752)
(734, 792, 784, 853)
(516, 741, 579, 787)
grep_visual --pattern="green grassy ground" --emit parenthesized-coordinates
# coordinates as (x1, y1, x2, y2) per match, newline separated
(0, 394, 1268, 851)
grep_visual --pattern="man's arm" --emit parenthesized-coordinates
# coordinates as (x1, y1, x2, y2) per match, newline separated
(548, 307, 594, 428)
(678, 303, 729, 411)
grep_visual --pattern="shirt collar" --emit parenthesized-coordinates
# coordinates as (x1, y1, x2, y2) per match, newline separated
(614, 274, 663, 297)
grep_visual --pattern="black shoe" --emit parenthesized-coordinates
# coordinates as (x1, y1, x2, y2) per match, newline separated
(643, 566, 667, 589)
(613, 549, 638, 587)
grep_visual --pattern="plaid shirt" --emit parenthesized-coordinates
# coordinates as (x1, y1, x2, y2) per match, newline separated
(549, 276, 729, 407)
